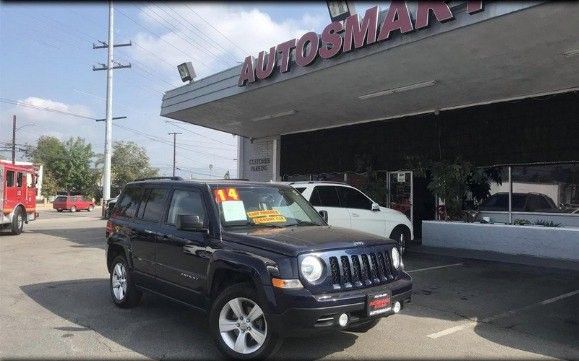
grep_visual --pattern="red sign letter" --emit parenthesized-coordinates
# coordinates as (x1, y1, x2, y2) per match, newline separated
(295, 32, 319, 67)
(342, 6, 378, 53)
(277, 39, 296, 73)
(377, 1, 414, 42)
(415, 1, 454, 29)
(238, 56, 255, 86)
(256, 46, 276, 80)
(319, 21, 344, 59)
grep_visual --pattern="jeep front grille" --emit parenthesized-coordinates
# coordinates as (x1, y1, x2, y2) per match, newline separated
(329, 250, 394, 289)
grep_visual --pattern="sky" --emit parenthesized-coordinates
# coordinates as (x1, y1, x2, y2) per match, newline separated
(0, 1, 379, 179)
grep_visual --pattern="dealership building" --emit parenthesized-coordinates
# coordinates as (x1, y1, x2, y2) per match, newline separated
(161, 1, 579, 263)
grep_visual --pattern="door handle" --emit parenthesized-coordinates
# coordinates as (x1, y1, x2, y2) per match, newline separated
(351, 213, 359, 217)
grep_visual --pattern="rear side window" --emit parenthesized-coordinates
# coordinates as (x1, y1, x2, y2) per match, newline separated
(138, 188, 168, 222)
(55, 196, 67, 202)
(6, 170, 15, 187)
(166, 189, 207, 226)
(294, 187, 306, 194)
(114, 186, 143, 219)
(16, 172, 23, 187)
(337, 187, 372, 210)
(310, 186, 340, 207)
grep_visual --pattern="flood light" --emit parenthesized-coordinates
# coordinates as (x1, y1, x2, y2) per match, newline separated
(178, 62, 196, 83)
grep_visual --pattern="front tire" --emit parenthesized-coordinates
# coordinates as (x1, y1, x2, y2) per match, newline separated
(10, 207, 24, 235)
(210, 283, 281, 359)
(109, 255, 141, 308)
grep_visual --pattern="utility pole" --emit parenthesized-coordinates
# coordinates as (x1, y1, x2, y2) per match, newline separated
(169, 132, 182, 177)
(93, 0, 131, 204)
(11, 115, 16, 164)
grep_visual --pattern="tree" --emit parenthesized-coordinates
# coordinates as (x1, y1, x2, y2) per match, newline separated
(28, 136, 97, 197)
(97, 141, 158, 196)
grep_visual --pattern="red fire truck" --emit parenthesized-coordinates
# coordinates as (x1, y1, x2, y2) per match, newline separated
(0, 161, 39, 235)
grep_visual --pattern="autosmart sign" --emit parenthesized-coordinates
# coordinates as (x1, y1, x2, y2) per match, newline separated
(239, 1, 484, 86)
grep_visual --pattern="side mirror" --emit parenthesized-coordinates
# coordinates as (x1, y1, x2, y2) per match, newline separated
(371, 203, 380, 212)
(318, 210, 329, 223)
(177, 214, 207, 233)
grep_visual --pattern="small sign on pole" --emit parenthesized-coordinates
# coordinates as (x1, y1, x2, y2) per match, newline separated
(397, 172, 406, 183)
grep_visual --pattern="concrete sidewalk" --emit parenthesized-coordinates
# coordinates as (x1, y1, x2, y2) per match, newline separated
(407, 244, 579, 271)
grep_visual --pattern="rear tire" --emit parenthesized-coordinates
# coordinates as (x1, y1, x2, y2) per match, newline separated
(57, 209, 63, 213)
(10, 207, 24, 235)
(210, 283, 281, 359)
(346, 318, 380, 333)
(110, 255, 141, 308)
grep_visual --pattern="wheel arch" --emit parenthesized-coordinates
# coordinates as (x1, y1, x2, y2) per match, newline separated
(207, 251, 276, 312)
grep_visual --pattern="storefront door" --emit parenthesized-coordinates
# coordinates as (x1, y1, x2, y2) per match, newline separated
(387, 171, 413, 225)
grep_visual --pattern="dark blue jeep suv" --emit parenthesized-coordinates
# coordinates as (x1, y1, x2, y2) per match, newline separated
(105, 177, 412, 359)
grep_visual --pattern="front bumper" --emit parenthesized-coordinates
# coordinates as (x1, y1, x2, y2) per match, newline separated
(268, 276, 412, 337)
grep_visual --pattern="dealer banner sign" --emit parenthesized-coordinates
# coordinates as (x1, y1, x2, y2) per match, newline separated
(239, 1, 484, 86)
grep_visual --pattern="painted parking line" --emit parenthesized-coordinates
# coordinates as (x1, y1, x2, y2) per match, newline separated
(406, 263, 464, 273)
(427, 289, 579, 339)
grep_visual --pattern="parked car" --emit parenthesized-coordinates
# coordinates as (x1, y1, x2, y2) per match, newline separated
(478, 192, 560, 212)
(52, 195, 95, 212)
(104, 196, 118, 219)
(289, 182, 413, 253)
(106, 178, 412, 359)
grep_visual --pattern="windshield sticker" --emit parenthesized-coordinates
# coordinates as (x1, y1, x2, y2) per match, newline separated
(214, 188, 239, 203)
(247, 209, 281, 218)
(252, 215, 287, 224)
(247, 209, 286, 224)
(221, 200, 248, 222)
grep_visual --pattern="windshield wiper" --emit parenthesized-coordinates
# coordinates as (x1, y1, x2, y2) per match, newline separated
(292, 219, 319, 227)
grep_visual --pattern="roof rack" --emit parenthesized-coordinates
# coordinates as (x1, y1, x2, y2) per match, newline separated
(134, 176, 183, 181)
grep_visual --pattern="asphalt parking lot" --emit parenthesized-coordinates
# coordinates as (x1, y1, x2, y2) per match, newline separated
(1, 209, 578, 360)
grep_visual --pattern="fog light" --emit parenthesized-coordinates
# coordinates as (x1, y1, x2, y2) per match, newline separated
(393, 301, 401, 314)
(338, 313, 349, 327)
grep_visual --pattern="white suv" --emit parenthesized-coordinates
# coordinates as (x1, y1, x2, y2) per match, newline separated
(290, 181, 413, 253)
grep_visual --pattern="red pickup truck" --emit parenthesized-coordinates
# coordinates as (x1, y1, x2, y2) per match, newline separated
(53, 195, 95, 212)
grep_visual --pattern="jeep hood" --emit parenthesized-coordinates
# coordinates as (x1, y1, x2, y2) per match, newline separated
(222, 226, 395, 257)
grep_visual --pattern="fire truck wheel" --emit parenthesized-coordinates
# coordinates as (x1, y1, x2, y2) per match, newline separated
(10, 207, 24, 235)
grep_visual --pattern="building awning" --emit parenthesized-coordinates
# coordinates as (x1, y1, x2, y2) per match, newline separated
(160, 2, 579, 139)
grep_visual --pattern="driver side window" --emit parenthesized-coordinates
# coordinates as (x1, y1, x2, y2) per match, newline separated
(167, 189, 207, 226)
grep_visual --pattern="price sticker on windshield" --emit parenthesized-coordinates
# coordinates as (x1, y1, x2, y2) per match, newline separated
(213, 188, 240, 203)
(247, 209, 286, 224)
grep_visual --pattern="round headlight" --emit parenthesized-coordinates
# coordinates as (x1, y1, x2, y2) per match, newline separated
(391, 248, 401, 270)
(300, 256, 324, 283)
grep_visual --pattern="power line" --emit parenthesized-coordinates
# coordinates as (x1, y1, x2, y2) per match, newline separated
(116, 6, 213, 71)
(165, 120, 236, 147)
(0, 98, 97, 120)
(183, 4, 250, 57)
(153, 5, 241, 65)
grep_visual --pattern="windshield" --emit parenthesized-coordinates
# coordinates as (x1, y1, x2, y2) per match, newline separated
(210, 185, 325, 229)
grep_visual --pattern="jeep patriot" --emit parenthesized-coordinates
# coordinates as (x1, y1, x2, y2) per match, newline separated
(105, 177, 412, 359)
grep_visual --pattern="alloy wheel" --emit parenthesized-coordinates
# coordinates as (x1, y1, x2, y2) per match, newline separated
(111, 263, 127, 301)
(218, 297, 267, 355)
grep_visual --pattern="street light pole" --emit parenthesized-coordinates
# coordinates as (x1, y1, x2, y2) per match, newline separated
(103, 0, 114, 202)
(169, 132, 182, 177)
(11, 115, 16, 164)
